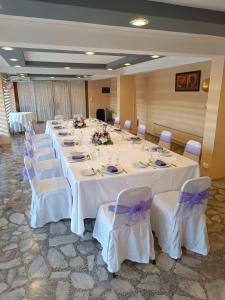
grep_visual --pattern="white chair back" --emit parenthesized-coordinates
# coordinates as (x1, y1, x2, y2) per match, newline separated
(54, 115, 64, 120)
(124, 120, 131, 131)
(25, 140, 34, 158)
(175, 176, 211, 217)
(114, 117, 120, 127)
(24, 156, 37, 191)
(137, 124, 146, 138)
(159, 130, 172, 149)
(183, 140, 201, 162)
(112, 186, 152, 229)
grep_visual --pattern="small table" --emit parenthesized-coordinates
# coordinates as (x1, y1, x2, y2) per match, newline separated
(9, 112, 35, 133)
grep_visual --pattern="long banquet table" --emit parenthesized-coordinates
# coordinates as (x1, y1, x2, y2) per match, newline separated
(46, 119, 200, 236)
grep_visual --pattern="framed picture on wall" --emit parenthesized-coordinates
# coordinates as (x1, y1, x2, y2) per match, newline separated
(175, 70, 201, 92)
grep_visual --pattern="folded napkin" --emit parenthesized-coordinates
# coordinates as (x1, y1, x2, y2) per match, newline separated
(130, 136, 140, 141)
(54, 125, 63, 129)
(58, 132, 68, 136)
(107, 165, 118, 173)
(72, 154, 85, 160)
(64, 139, 74, 145)
(155, 159, 167, 167)
(114, 128, 121, 132)
(152, 146, 163, 152)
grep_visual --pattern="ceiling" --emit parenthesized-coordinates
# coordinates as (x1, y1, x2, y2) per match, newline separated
(0, 0, 224, 81)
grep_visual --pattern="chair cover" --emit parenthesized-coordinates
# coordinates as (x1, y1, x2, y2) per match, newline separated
(124, 120, 131, 132)
(25, 131, 52, 150)
(137, 124, 146, 139)
(183, 140, 201, 162)
(93, 186, 155, 273)
(151, 176, 211, 259)
(25, 140, 55, 162)
(159, 130, 172, 149)
(114, 117, 120, 127)
(54, 115, 64, 120)
(24, 159, 72, 228)
(24, 156, 63, 180)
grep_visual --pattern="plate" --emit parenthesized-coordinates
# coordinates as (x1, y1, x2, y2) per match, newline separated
(133, 161, 149, 168)
(102, 165, 123, 175)
(81, 168, 96, 176)
(160, 152, 173, 157)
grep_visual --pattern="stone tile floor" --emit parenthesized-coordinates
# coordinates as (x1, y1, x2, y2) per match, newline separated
(0, 135, 225, 300)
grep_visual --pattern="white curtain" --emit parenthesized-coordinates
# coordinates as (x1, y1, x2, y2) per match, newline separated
(33, 81, 54, 121)
(70, 81, 86, 117)
(53, 81, 71, 119)
(17, 82, 37, 120)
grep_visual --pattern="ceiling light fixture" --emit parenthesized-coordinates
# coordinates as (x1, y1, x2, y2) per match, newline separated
(50, 76, 55, 79)
(64, 66, 71, 69)
(124, 63, 131, 66)
(129, 18, 149, 27)
(2, 46, 14, 51)
(107, 68, 113, 71)
(85, 51, 95, 55)
(10, 58, 18, 62)
(14, 65, 21, 68)
(151, 55, 160, 59)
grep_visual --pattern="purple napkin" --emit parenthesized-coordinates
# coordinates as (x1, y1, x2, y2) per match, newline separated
(72, 154, 85, 160)
(54, 125, 63, 129)
(58, 132, 68, 136)
(64, 140, 74, 146)
(130, 136, 140, 141)
(107, 165, 118, 173)
(152, 146, 163, 152)
(114, 128, 121, 132)
(155, 159, 167, 167)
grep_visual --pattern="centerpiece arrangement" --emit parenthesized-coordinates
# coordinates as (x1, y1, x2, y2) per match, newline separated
(73, 117, 86, 129)
(91, 125, 113, 145)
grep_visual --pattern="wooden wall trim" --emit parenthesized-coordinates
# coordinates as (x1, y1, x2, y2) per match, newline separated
(85, 81, 89, 118)
(13, 82, 20, 112)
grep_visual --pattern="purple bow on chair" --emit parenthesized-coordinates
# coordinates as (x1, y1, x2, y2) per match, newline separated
(160, 134, 171, 143)
(179, 188, 209, 208)
(108, 199, 152, 222)
(185, 144, 201, 157)
(22, 166, 29, 181)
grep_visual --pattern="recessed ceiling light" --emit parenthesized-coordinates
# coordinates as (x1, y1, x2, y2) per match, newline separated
(85, 51, 95, 55)
(129, 18, 149, 27)
(2, 46, 14, 51)
(14, 65, 21, 68)
(10, 58, 18, 62)
(64, 67, 71, 69)
(151, 55, 160, 59)
(124, 63, 131, 66)
(107, 68, 113, 71)
(50, 76, 55, 79)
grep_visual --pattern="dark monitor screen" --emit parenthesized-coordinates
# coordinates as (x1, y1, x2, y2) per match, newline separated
(102, 87, 110, 94)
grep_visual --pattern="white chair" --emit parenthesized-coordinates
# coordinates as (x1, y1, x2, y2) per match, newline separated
(137, 124, 146, 139)
(114, 117, 120, 128)
(54, 115, 64, 120)
(26, 122, 51, 143)
(24, 158, 72, 228)
(183, 140, 201, 162)
(93, 186, 155, 273)
(24, 156, 63, 180)
(124, 120, 132, 132)
(25, 131, 52, 151)
(25, 140, 55, 162)
(159, 130, 172, 149)
(151, 177, 211, 259)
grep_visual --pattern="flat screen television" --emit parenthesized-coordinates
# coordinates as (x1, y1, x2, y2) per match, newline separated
(102, 87, 110, 94)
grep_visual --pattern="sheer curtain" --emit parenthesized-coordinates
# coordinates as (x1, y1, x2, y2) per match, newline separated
(33, 81, 54, 121)
(70, 81, 86, 117)
(17, 82, 37, 120)
(53, 81, 71, 119)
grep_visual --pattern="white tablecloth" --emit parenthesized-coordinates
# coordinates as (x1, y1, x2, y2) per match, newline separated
(9, 112, 35, 133)
(46, 119, 200, 236)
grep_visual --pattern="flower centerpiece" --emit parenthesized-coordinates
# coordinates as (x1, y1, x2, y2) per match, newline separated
(91, 125, 113, 145)
(73, 117, 86, 129)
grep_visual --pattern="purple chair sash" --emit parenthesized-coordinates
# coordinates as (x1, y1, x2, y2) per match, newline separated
(124, 121, 131, 129)
(160, 134, 171, 143)
(138, 127, 146, 135)
(185, 143, 201, 157)
(108, 199, 152, 222)
(27, 165, 35, 180)
(22, 166, 29, 181)
(179, 188, 209, 208)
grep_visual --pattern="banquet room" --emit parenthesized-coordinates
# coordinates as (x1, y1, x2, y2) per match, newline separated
(0, 0, 225, 299)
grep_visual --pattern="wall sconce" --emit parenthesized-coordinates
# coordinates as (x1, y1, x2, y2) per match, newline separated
(201, 78, 210, 92)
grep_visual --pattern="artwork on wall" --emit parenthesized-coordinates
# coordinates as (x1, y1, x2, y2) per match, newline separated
(175, 70, 201, 92)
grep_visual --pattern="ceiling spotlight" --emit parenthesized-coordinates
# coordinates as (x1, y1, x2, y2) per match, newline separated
(64, 66, 71, 69)
(2, 46, 14, 51)
(77, 76, 81, 79)
(151, 55, 160, 59)
(124, 63, 131, 66)
(129, 18, 149, 27)
(10, 58, 18, 62)
(85, 51, 95, 55)
(50, 76, 55, 79)
(14, 65, 21, 68)
(107, 68, 113, 71)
